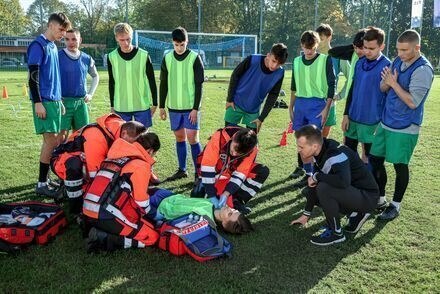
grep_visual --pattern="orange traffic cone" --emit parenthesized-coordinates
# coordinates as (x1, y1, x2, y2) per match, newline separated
(2, 86, 9, 99)
(287, 121, 293, 134)
(279, 130, 287, 146)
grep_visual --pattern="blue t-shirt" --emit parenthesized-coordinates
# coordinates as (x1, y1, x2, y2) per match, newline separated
(27, 34, 61, 102)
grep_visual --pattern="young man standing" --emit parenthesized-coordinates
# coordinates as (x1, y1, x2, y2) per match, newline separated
(328, 29, 369, 163)
(27, 12, 71, 197)
(370, 30, 434, 221)
(290, 125, 379, 246)
(288, 31, 336, 186)
(341, 27, 390, 166)
(159, 27, 205, 181)
(108, 23, 157, 128)
(59, 28, 99, 141)
(224, 43, 288, 133)
(316, 24, 350, 138)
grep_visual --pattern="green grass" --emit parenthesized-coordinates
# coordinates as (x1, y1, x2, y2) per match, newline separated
(0, 71, 439, 292)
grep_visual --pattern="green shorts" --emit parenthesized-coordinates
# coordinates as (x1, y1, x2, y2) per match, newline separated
(32, 101, 62, 134)
(61, 98, 89, 131)
(344, 120, 378, 143)
(370, 124, 419, 164)
(325, 104, 336, 127)
(224, 106, 259, 128)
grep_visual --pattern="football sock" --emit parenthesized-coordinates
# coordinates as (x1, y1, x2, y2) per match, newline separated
(38, 162, 50, 183)
(176, 141, 187, 171)
(190, 142, 201, 169)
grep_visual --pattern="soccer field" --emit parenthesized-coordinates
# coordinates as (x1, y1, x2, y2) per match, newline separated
(0, 70, 439, 292)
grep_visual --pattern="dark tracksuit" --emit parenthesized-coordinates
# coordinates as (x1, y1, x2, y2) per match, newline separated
(303, 139, 379, 231)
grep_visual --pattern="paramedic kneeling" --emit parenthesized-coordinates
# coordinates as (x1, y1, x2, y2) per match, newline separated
(83, 132, 171, 252)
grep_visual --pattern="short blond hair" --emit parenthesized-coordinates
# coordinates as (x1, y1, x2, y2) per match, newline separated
(113, 23, 133, 36)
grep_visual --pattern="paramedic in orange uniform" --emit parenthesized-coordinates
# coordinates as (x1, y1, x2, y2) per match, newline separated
(83, 132, 173, 251)
(196, 127, 269, 214)
(51, 113, 146, 216)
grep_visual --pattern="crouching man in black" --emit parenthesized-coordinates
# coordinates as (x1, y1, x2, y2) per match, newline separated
(290, 124, 379, 246)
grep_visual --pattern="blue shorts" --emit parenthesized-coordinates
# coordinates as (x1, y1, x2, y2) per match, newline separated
(169, 111, 200, 131)
(146, 188, 173, 218)
(292, 98, 326, 130)
(115, 110, 152, 128)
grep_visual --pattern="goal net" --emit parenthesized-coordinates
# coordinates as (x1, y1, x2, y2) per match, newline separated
(134, 30, 258, 69)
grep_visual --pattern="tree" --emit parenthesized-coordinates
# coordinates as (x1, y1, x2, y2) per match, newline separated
(79, 0, 108, 41)
(26, 0, 69, 35)
(131, 0, 238, 33)
(262, 0, 349, 55)
(0, 0, 28, 35)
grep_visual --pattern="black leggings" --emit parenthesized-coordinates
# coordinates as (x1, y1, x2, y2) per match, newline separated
(344, 137, 371, 157)
(369, 155, 409, 202)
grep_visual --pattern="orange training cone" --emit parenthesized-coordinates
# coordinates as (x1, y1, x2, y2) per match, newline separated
(279, 130, 287, 146)
(2, 86, 9, 99)
(287, 121, 293, 134)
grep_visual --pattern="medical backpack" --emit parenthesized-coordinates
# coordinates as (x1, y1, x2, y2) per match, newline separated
(157, 213, 232, 262)
(0, 201, 67, 253)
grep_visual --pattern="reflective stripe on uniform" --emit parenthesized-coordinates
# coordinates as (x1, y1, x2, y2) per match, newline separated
(232, 171, 246, 180)
(121, 182, 131, 191)
(239, 183, 257, 197)
(96, 170, 113, 179)
(84, 193, 100, 203)
(246, 178, 263, 189)
(229, 177, 243, 186)
(67, 189, 83, 198)
(83, 200, 100, 213)
(124, 237, 132, 248)
(105, 204, 138, 229)
(64, 179, 83, 187)
(202, 177, 216, 184)
(89, 171, 97, 178)
(201, 166, 216, 172)
(135, 199, 149, 208)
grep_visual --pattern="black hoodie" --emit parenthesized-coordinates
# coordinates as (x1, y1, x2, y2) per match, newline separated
(313, 138, 379, 193)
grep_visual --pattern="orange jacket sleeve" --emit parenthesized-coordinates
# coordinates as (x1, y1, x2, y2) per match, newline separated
(125, 160, 151, 214)
(200, 130, 222, 197)
(83, 128, 109, 178)
(225, 147, 258, 195)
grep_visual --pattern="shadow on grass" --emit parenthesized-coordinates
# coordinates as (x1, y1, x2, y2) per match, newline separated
(0, 183, 35, 195)
(0, 183, 37, 203)
(0, 180, 388, 293)
(229, 208, 388, 292)
(250, 177, 304, 207)
(264, 144, 288, 151)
